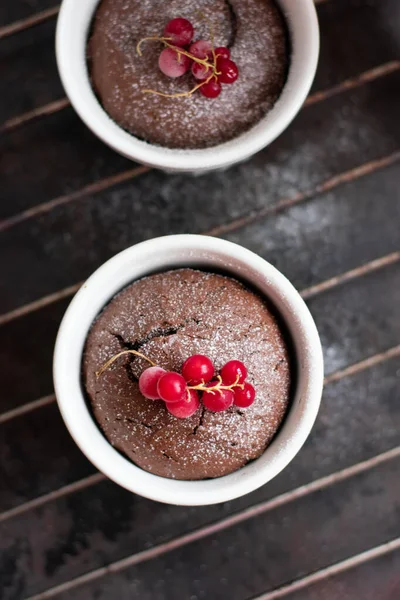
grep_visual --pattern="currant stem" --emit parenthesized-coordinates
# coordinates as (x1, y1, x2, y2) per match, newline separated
(96, 350, 156, 377)
(143, 73, 214, 99)
(165, 41, 214, 68)
(136, 16, 221, 100)
(137, 36, 215, 71)
(187, 374, 244, 395)
(136, 36, 172, 56)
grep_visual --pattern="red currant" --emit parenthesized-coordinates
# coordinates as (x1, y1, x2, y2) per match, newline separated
(192, 62, 211, 81)
(163, 18, 194, 47)
(214, 46, 230, 60)
(234, 382, 256, 408)
(202, 386, 234, 412)
(138, 366, 166, 400)
(217, 58, 239, 84)
(199, 78, 222, 99)
(220, 360, 248, 385)
(182, 354, 214, 385)
(159, 47, 191, 78)
(157, 372, 187, 403)
(166, 390, 200, 418)
(189, 40, 212, 59)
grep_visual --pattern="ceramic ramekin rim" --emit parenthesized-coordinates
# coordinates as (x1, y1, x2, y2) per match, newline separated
(55, 0, 319, 172)
(53, 235, 324, 505)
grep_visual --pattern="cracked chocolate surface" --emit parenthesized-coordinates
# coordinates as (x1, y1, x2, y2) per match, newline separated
(83, 269, 291, 480)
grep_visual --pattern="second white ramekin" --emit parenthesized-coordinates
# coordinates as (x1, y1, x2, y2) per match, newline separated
(56, 0, 319, 172)
(53, 235, 324, 505)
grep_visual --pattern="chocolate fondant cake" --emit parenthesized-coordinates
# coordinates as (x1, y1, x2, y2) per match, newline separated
(88, 0, 289, 148)
(83, 269, 291, 480)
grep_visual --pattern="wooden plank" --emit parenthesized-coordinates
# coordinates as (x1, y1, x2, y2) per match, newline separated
(3, 447, 399, 598)
(0, 72, 399, 311)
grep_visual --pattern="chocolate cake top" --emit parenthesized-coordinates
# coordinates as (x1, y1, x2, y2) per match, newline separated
(83, 269, 291, 480)
(88, 0, 289, 148)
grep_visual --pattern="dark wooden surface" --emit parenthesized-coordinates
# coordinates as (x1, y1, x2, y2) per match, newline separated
(0, 1, 399, 599)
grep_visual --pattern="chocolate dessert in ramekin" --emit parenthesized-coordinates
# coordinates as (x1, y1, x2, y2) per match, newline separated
(83, 269, 291, 480)
(88, 0, 289, 148)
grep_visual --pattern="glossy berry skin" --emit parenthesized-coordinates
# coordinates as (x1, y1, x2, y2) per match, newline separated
(192, 62, 211, 81)
(220, 360, 248, 385)
(199, 78, 222, 99)
(217, 58, 239, 84)
(202, 386, 234, 412)
(182, 354, 214, 385)
(214, 46, 230, 60)
(189, 40, 212, 59)
(234, 382, 256, 408)
(138, 366, 166, 400)
(166, 390, 200, 418)
(158, 47, 191, 78)
(163, 18, 194, 47)
(157, 372, 187, 403)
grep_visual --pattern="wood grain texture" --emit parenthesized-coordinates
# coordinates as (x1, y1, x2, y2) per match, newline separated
(0, 356, 399, 598)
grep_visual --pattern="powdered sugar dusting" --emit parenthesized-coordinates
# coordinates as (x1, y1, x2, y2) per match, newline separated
(88, 0, 289, 148)
(84, 269, 291, 480)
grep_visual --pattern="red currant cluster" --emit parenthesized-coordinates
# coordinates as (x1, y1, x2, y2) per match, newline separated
(137, 17, 239, 99)
(138, 355, 256, 419)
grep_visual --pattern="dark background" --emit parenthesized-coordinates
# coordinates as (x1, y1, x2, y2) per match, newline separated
(0, 0, 399, 598)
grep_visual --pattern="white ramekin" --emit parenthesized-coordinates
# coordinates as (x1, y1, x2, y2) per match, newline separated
(53, 235, 323, 505)
(56, 0, 319, 173)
